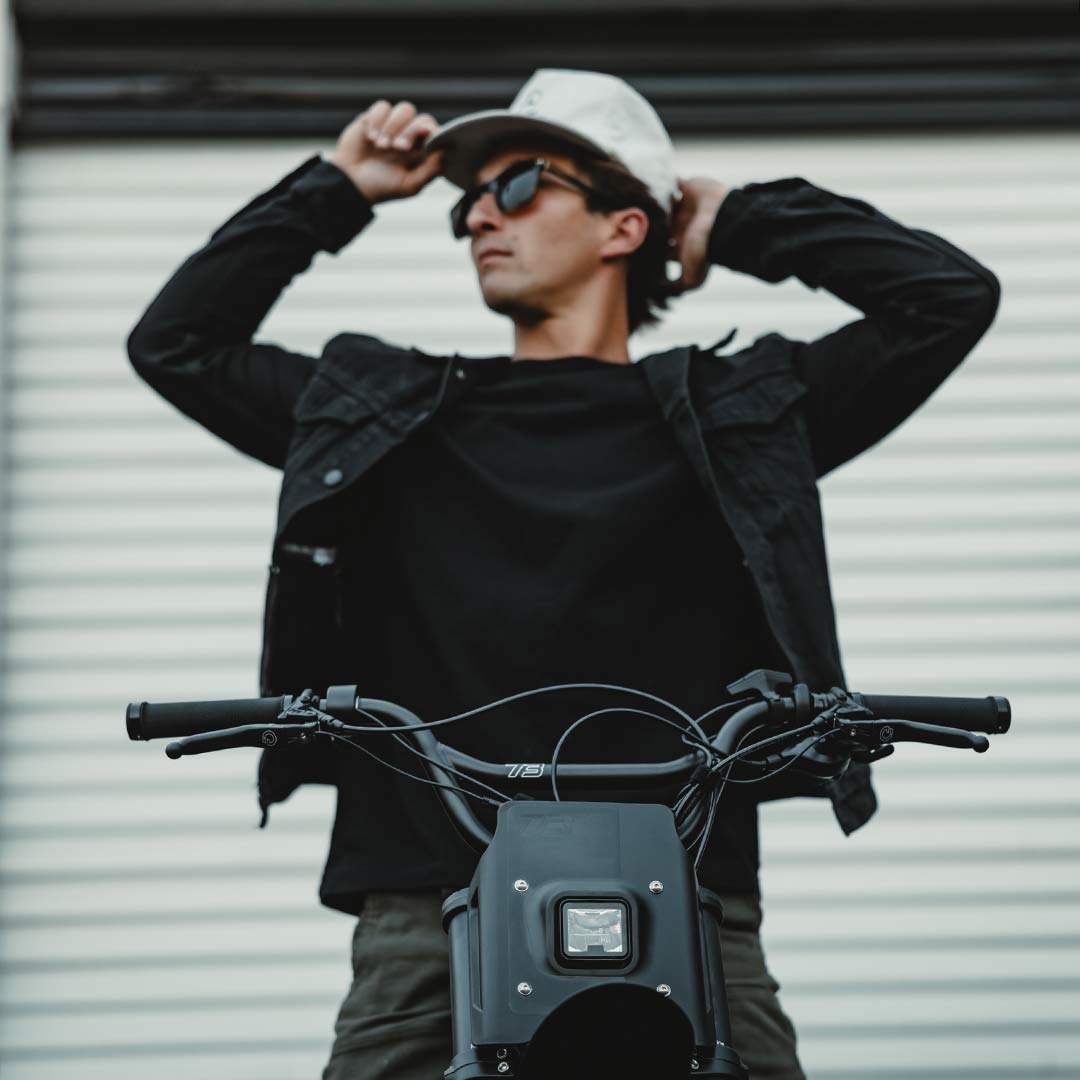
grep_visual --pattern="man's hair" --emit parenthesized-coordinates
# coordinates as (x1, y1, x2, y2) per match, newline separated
(575, 152, 677, 336)
(482, 134, 677, 336)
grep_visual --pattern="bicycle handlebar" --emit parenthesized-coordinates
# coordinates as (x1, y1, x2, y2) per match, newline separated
(850, 692, 1010, 734)
(127, 696, 293, 742)
(126, 688, 1011, 749)
(125, 678, 1011, 853)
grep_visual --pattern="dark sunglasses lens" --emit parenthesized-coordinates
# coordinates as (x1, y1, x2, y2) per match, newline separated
(449, 162, 542, 239)
(497, 164, 541, 212)
(450, 193, 472, 238)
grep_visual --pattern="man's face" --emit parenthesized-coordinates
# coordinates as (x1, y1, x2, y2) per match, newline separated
(461, 145, 616, 325)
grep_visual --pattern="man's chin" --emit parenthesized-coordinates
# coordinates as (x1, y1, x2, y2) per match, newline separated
(482, 290, 548, 327)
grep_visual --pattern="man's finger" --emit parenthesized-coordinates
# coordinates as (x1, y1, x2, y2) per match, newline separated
(394, 114, 438, 150)
(419, 148, 444, 176)
(403, 148, 444, 192)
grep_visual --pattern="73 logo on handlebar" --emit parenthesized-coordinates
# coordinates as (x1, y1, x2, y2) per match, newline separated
(506, 763, 546, 778)
(125, 669, 1011, 1078)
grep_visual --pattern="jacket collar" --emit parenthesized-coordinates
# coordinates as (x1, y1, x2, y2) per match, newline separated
(638, 344, 694, 421)
(636, 326, 738, 417)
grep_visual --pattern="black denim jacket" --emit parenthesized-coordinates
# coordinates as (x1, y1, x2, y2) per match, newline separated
(127, 154, 1000, 839)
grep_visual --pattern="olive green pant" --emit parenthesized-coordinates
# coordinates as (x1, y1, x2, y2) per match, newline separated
(322, 889, 806, 1080)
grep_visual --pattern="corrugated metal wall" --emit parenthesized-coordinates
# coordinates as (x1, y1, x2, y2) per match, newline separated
(1, 130, 1078, 1078)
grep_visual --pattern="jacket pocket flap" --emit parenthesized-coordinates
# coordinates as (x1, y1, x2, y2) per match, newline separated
(698, 367, 808, 430)
(293, 370, 378, 425)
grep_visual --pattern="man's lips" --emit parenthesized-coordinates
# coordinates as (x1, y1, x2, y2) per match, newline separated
(476, 249, 511, 265)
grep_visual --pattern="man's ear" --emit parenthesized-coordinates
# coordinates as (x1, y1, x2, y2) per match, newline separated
(600, 207, 649, 261)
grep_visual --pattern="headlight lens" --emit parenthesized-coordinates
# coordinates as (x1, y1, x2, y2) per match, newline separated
(561, 901, 629, 958)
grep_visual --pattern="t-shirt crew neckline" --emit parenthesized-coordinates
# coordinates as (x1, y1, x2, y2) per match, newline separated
(501, 354, 635, 369)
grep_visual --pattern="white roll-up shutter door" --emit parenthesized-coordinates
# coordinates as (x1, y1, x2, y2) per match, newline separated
(2, 131, 1077, 1078)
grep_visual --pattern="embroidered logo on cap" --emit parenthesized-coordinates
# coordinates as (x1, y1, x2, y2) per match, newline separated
(521, 89, 544, 116)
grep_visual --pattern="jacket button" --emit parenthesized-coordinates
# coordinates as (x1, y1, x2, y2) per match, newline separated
(455, 367, 466, 380)
(323, 467, 343, 487)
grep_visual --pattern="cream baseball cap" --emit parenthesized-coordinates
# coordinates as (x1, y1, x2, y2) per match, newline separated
(424, 68, 679, 215)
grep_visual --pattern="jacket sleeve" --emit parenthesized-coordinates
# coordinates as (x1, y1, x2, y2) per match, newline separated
(126, 154, 376, 468)
(706, 177, 1001, 478)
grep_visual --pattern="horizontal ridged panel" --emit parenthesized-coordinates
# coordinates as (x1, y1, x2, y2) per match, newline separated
(2, 131, 1078, 1078)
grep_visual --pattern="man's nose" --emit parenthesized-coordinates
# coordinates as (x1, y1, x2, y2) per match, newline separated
(466, 190, 502, 235)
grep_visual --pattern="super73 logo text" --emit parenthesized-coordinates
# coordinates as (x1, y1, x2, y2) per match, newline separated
(505, 763, 546, 778)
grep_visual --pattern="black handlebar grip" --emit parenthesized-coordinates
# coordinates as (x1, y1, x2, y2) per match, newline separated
(126, 696, 292, 741)
(851, 693, 1010, 735)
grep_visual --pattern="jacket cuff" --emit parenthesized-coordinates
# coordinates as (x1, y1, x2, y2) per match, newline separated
(706, 184, 763, 268)
(287, 155, 376, 254)
(828, 760, 877, 835)
(707, 177, 826, 271)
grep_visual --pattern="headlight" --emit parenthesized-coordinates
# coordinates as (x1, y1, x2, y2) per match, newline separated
(558, 899, 631, 963)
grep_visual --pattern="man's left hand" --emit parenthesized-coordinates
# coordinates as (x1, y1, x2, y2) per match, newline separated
(668, 177, 731, 294)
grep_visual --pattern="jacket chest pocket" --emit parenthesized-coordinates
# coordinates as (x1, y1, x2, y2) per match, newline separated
(697, 368, 816, 497)
(293, 370, 382, 432)
(287, 370, 386, 481)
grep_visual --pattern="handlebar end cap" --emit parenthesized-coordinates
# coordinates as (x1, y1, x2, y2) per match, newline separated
(126, 702, 146, 741)
(991, 697, 1011, 734)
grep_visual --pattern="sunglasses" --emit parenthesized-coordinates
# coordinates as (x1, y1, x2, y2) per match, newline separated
(449, 157, 619, 240)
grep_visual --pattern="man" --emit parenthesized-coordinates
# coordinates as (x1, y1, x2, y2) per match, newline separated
(127, 68, 1000, 1080)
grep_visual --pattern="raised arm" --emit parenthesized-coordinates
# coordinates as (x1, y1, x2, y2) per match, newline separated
(126, 101, 444, 468)
(678, 174, 1001, 478)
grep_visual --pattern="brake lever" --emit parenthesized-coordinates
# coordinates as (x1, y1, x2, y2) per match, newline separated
(838, 717, 989, 753)
(165, 721, 321, 759)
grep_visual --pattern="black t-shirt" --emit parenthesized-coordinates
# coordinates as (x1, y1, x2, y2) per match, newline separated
(322, 354, 786, 913)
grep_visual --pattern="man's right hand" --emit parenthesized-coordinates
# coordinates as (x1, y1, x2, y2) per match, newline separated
(331, 100, 444, 205)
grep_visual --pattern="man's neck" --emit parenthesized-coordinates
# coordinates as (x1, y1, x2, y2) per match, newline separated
(510, 311, 632, 365)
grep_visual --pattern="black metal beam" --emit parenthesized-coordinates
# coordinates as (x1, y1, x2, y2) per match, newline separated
(10, 0, 1070, 13)
(10, 9, 1079, 140)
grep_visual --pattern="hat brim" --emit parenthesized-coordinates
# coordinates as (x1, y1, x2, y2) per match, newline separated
(423, 111, 612, 190)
